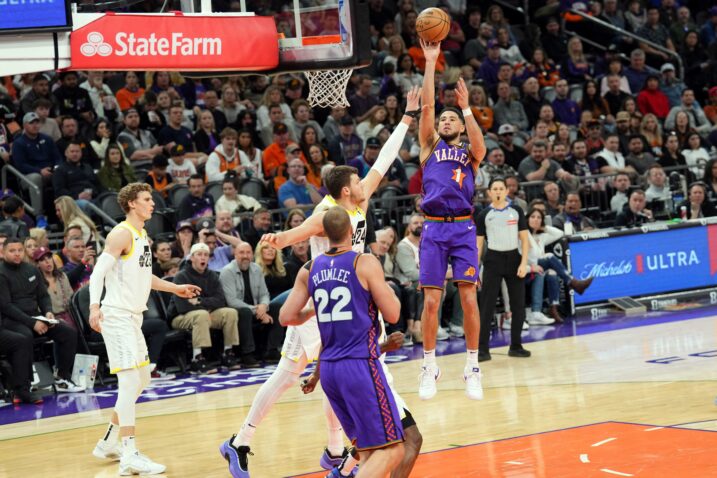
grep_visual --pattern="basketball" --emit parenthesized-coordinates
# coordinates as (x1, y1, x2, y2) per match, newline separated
(416, 7, 451, 43)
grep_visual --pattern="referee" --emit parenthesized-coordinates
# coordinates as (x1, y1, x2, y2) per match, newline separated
(476, 177, 532, 362)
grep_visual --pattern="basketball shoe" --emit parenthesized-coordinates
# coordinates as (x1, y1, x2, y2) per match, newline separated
(464, 366, 484, 400)
(118, 452, 166, 476)
(219, 435, 251, 478)
(93, 439, 121, 461)
(320, 447, 349, 470)
(418, 365, 441, 400)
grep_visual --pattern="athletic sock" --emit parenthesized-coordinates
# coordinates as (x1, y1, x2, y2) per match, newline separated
(102, 422, 119, 444)
(232, 423, 256, 448)
(192, 348, 202, 359)
(423, 349, 436, 368)
(323, 395, 344, 457)
(122, 436, 138, 455)
(466, 349, 479, 367)
(340, 454, 359, 476)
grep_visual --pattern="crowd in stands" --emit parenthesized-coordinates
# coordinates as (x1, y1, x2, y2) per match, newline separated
(2, 0, 717, 403)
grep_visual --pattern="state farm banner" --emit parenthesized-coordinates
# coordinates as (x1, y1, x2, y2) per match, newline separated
(70, 13, 278, 71)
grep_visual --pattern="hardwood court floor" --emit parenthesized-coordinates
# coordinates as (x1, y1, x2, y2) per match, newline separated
(1, 313, 716, 477)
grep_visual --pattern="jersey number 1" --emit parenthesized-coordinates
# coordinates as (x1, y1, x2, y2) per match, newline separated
(314, 287, 353, 323)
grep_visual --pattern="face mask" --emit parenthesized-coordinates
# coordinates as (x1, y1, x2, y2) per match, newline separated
(411, 228, 422, 237)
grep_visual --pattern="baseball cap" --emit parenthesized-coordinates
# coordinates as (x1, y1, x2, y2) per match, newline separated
(273, 122, 289, 135)
(365, 137, 381, 148)
(170, 144, 185, 157)
(286, 144, 301, 154)
(498, 124, 515, 135)
(32, 247, 52, 262)
(0, 104, 15, 120)
(660, 63, 675, 73)
(616, 111, 630, 122)
(339, 115, 355, 126)
(487, 39, 499, 49)
(23, 112, 40, 125)
(189, 243, 210, 256)
(176, 220, 194, 233)
(196, 218, 215, 231)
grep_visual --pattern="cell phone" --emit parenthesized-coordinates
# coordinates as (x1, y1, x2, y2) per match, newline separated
(87, 241, 97, 250)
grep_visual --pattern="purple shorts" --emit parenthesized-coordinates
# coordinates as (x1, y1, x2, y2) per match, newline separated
(321, 359, 404, 451)
(419, 219, 479, 288)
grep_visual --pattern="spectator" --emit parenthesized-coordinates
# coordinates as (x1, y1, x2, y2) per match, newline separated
(583, 119, 606, 154)
(171, 220, 195, 259)
(158, 104, 206, 166)
(395, 53, 424, 94)
(322, 106, 346, 144)
(19, 73, 54, 118)
(166, 144, 197, 185)
(356, 105, 388, 143)
(615, 189, 654, 227)
(97, 143, 137, 192)
(664, 89, 712, 134)
(0, 105, 12, 164)
(505, 175, 529, 212)
(327, 115, 363, 166)
(521, 77, 548, 128)
(195, 222, 239, 272)
(242, 207, 272, 251)
(151, 239, 173, 277)
(561, 37, 593, 85)
(542, 17, 569, 64)
(169, 242, 241, 373)
(52, 141, 99, 211)
(115, 71, 145, 111)
(625, 135, 657, 175)
(278, 158, 323, 210)
(603, 74, 632, 116)
(144, 154, 175, 198)
(263, 123, 298, 192)
(477, 40, 503, 89)
(498, 124, 528, 170)
(61, 236, 94, 290)
(552, 192, 596, 233)
(659, 63, 686, 108)
(220, 242, 281, 365)
(623, 49, 657, 95)
(89, 118, 117, 168)
(256, 85, 292, 131)
(636, 7, 676, 69)
(32, 98, 60, 141)
(580, 80, 610, 119)
(218, 84, 244, 126)
(215, 210, 242, 246)
(236, 128, 264, 182)
(22, 238, 37, 265)
(703, 159, 717, 203)
(595, 133, 635, 175)
(283, 238, 310, 283)
(54, 195, 100, 246)
(481, 148, 517, 185)
(117, 107, 163, 165)
(639, 113, 664, 154)
(636, 75, 670, 120)
(291, 101, 325, 144)
(699, 6, 717, 47)
(206, 127, 243, 183)
(552, 79, 581, 126)
(202, 90, 228, 132)
(35, 247, 74, 330)
(0, 320, 40, 404)
(493, 81, 529, 132)
(55, 116, 92, 165)
(138, 91, 166, 139)
(177, 174, 215, 221)
(394, 213, 423, 344)
(542, 181, 563, 217)
(304, 144, 330, 190)
(518, 140, 574, 183)
(659, 132, 688, 170)
(215, 177, 261, 226)
(682, 132, 710, 179)
(52, 225, 82, 269)
(0, 197, 30, 239)
(29, 227, 48, 249)
(193, 110, 220, 156)
(610, 172, 632, 213)
(348, 75, 380, 123)
(80, 71, 120, 123)
(467, 84, 495, 132)
(255, 242, 292, 300)
(11, 112, 62, 216)
(53, 71, 94, 125)
(677, 182, 716, 219)
(0, 238, 83, 392)
(645, 164, 673, 204)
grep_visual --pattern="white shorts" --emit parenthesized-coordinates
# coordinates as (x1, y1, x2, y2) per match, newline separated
(281, 315, 322, 363)
(101, 307, 149, 374)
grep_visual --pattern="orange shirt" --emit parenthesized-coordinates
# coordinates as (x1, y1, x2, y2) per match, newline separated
(263, 142, 297, 191)
(407, 46, 446, 73)
(116, 87, 145, 111)
(470, 106, 494, 132)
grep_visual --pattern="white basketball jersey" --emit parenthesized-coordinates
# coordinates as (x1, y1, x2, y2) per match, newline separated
(309, 195, 367, 257)
(101, 221, 153, 315)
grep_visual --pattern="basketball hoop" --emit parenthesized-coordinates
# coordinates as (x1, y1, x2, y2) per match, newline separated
(305, 68, 353, 109)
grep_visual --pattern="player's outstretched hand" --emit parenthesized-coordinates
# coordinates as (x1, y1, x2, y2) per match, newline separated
(381, 332, 404, 353)
(419, 38, 440, 62)
(406, 85, 421, 111)
(175, 284, 202, 298)
(456, 77, 469, 110)
(89, 307, 104, 333)
(261, 233, 282, 249)
(301, 373, 319, 394)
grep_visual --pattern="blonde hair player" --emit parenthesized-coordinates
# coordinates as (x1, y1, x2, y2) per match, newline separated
(89, 183, 201, 476)
(219, 87, 424, 478)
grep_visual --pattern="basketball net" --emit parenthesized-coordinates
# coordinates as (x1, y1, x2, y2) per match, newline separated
(305, 68, 353, 109)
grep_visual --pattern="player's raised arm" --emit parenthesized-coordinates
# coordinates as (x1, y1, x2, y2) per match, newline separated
(88, 227, 131, 332)
(419, 39, 440, 153)
(357, 253, 400, 324)
(279, 265, 314, 326)
(261, 211, 326, 250)
(455, 77, 487, 167)
(361, 86, 422, 199)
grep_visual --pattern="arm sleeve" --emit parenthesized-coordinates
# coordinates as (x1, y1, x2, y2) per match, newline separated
(370, 122, 408, 176)
(89, 253, 116, 307)
(516, 206, 528, 231)
(475, 209, 488, 237)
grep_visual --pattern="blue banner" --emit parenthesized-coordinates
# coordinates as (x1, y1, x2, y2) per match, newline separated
(569, 224, 717, 305)
(0, 0, 69, 32)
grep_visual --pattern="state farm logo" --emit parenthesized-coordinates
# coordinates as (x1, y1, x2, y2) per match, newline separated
(80, 32, 112, 57)
(79, 31, 222, 57)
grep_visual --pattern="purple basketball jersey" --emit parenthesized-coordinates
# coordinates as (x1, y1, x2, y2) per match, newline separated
(308, 250, 380, 361)
(421, 139, 476, 216)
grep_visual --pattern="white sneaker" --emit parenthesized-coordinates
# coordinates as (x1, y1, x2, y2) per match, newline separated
(502, 318, 529, 330)
(93, 439, 121, 461)
(119, 452, 166, 476)
(464, 366, 484, 400)
(55, 378, 86, 393)
(418, 366, 441, 400)
(448, 324, 465, 337)
(436, 327, 450, 341)
(526, 311, 555, 326)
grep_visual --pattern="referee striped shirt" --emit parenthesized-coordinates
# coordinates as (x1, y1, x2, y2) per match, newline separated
(476, 204, 527, 251)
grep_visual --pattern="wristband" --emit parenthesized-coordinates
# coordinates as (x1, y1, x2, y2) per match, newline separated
(404, 109, 420, 119)
(462, 108, 473, 118)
